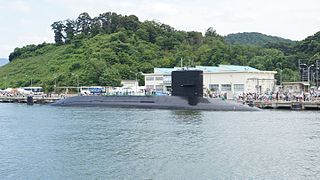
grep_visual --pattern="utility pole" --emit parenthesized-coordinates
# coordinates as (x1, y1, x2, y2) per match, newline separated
(279, 63, 283, 86)
(299, 62, 308, 82)
(77, 75, 79, 95)
(135, 72, 138, 94)
(72, 73, 80, 95)
(308, 64, 314, 86)
(316, 60, 319, 88)
(54, 75, 57, 94)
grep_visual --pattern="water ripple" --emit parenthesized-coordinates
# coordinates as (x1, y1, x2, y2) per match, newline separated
(0, 104, 320, 179)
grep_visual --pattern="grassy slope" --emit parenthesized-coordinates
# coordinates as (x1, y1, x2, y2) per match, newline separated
(0, 45, 69, 89)
(0, 33, 159, 90)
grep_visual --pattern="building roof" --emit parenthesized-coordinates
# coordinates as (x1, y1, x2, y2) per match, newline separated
(154, 68, 176, 74)
(282, 82, 310, 86)
(153, 65, 261, 74)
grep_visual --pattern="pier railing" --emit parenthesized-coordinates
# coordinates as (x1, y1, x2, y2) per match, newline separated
(240, 100, 320, 110)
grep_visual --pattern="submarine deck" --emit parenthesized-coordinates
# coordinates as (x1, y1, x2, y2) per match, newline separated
(52, 96, 260, 111)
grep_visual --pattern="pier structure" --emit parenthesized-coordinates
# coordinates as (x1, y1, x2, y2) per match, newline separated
(0, 96, 62, 104)
(1, 94, 320, 110)
(251, 100, 320, 110)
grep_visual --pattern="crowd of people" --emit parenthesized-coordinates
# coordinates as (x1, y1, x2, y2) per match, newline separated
(237, 92, 320, 102)
(222, 92, 319, 102)
(2, 87, 320, 103)
(204, 88, 320, 102)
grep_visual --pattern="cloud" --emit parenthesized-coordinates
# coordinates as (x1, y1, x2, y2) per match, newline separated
(0, 44, 16, 58)
(1, 0, 320, 57)
(18, 18, 33, 25)
(147, 2, 178, 15)
(10, 0, 32, 14)
(20, 34, 51, 43)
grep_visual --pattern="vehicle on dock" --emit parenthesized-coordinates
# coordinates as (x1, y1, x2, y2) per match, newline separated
(80, 86, 106, 95)
(18, 87, 44, 95)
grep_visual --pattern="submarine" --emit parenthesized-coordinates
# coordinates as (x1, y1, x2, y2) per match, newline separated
(52, 69, 260, 111)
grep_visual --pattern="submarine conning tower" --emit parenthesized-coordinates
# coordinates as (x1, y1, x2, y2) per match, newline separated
(171, 69, 203, 106)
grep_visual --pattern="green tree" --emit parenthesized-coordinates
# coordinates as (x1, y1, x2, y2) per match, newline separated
(76, 12, 92, 35)
(99, 68, 121, 86)
(51, 21, 65, 44)
(122, 15, 140, 32)
(90, 17, 101, 36)
(64, 19, 76, 43)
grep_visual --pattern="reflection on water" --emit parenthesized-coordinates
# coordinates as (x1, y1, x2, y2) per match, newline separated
(171, 110, 203, 124)
(0, 104, 320, 179)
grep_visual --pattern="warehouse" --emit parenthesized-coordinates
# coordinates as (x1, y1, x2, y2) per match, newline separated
(144, 65, 277, 95)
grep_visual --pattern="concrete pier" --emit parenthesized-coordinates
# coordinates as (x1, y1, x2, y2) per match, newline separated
(252, 100, 320, 110)
(1, 95, 320, 110)
(0, 96, 62, 104)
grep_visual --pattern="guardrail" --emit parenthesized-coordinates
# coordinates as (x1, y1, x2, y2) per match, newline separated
(246, 100, 320, 110)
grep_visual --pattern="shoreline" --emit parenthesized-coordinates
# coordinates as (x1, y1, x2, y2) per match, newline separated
(1, 95, 320, 110)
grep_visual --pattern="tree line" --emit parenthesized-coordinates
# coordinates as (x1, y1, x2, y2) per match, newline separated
(5, 11, 320, 90)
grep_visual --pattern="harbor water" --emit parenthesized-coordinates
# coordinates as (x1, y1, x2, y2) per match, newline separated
(0, 103, 320, 179)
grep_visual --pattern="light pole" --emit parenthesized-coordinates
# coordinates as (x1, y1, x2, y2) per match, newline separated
(135, 73, 138, 94)
(316, 67, 320, 88)
(4, 75, 7, 89)
(308, 64, 314, 85)
(299, 63, 308, 82)
(316, 60, 320, 88)
(25, 75, 32, 87)
(279, 63, 283, 87)
(76, 75, 79, 95)
(54, 75, 58, 93)
(72, 73, 80, 95)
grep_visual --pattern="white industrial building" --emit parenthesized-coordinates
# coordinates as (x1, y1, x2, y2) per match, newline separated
(144, 65, 277, 95)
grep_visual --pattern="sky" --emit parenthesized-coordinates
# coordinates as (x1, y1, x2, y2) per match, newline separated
(1, 0, 320, 58)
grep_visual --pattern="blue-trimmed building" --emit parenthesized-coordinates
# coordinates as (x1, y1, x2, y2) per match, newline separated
(144, 65, 277, 94)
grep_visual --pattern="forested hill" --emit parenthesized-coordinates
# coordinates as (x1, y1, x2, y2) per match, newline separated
(0, 12, 318, 91)
(225, 32, 295, 46)
(0, 58, 8, 66)
(295, 31, 320, 61)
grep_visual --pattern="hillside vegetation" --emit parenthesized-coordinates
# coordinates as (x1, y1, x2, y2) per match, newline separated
(0, 12, 319, 91)
(225, 32, 295, 46)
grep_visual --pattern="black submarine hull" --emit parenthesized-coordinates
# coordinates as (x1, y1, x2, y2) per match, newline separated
(52, 96, 260, 111)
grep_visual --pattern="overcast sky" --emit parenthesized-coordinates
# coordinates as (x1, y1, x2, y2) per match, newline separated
(1, 0, 320, 58)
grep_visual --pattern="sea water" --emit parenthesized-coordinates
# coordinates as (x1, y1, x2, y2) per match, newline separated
(0, 103, 319, 179)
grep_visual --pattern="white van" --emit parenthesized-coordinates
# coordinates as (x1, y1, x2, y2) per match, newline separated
(18, 87, 44, 95)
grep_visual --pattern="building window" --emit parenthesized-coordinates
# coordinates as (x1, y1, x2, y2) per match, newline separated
(209, 84, 219, 91)
(146, 85, 154, 89)
(221, 84, 231, 91)
(155, 77, 163, 81)
(234, 84, 244, 92)
(155, 85, 163, 91)
(146, 77, 154, 81)
(163, 76, 171, 83)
